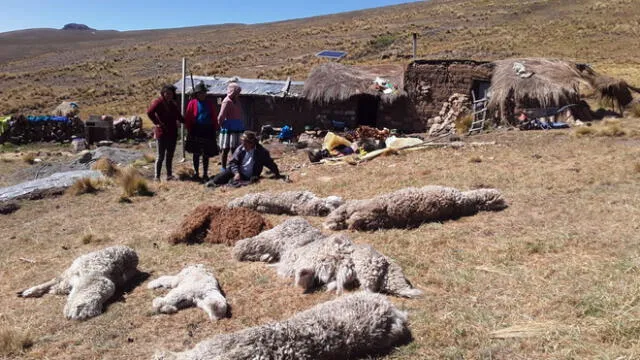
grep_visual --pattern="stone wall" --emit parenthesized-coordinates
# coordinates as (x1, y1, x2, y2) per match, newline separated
(405, 60, 493, 131)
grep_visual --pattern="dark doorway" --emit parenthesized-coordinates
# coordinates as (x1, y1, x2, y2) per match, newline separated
(471, 80, 491, 100)
(357, 95, 379, 127)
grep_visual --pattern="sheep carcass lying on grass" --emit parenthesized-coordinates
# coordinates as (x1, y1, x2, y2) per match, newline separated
(148, 264, 228, 320)
(277, 234, 422, 298)
(232, 217, 325, 262)
(153, 292, 410, 360)
(169, 204, 271, 246)
(228, 190, 344, 216)
(18, 245, 139, 320)
(325, 185, 507, 231)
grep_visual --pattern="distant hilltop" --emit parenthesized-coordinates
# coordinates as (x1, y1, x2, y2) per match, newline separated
(61, 23, 95, 31)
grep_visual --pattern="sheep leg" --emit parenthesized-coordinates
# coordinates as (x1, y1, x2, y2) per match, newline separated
(17, 278, 59, 298)
(152, 287, 194, 314)
(64, 276, 116, 320)
(147, 275, 179, 290)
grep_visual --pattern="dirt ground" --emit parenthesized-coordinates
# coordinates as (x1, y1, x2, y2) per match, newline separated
(1, 123, 640, 359)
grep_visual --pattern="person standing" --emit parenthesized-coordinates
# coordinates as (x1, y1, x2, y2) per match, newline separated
(217, 83, 245, 170)
(147, 85, 183, 181)
(185, 82, 219, 181)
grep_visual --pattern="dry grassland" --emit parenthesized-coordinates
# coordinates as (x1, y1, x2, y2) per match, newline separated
(1, 122, 640, 359)
(1, 0, 640, 119)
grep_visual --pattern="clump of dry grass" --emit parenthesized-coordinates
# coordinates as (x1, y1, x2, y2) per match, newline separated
(469, 156, 482, 163)
(143, 153, 155, 163)
(455, 114, 474, 133)
(66, 177, 104, 196)
(634, 163, 640, 174)
(119, 167, 153, 198)
(80, 232, 108, 245)
(0, 327, 32, 356)
(176, 167, 195, 181)
(573, 119, 637, 137)
(630, 103, 640, 118)
(21, 153, 36, 164)
(91, 157, 120, 177)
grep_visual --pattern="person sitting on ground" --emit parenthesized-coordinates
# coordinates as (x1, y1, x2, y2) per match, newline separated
(185, 82, 219, 182)
(218, 83, 245, 171)
(147, 84, 184, 181)
(207, 131, 282, 187)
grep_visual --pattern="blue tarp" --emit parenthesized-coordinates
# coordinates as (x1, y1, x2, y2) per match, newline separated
(26, 116, 70, 123)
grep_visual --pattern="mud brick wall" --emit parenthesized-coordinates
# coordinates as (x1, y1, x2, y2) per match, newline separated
(405, 60, 493, 130)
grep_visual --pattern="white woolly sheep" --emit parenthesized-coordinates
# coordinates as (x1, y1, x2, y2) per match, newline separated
(153, 292, 410, 360)
(276, 234, 422, 298)
(232, 217, 325, 262)
(148, 264, 228, 321)
(324, 185, 507, 231)
(228, 190, 344, 216)
(18, 245, 139, 320)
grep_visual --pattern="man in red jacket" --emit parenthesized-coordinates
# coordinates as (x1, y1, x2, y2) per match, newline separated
(147, 85, 184, 181)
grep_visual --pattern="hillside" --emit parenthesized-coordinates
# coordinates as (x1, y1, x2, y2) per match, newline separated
(1, 0, 639, 117)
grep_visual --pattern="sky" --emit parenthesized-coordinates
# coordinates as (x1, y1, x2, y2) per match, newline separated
(0, 0, 422, 33)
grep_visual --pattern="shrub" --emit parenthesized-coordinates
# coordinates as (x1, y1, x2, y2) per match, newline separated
(574, 126, 596, 137)
(119, 167, 154, 197)
(455, 114, 474, 133)
(91, 157, 120, 177)
(21, 153, 36, 164)
(66, 177, 103, 196)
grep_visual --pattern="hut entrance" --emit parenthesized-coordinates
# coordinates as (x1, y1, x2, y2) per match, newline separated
(472, 80, 491, 100)
(357, 95, 379, 127)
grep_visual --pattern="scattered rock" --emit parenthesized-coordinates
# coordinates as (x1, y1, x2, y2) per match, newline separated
(0, 201, 20, 215)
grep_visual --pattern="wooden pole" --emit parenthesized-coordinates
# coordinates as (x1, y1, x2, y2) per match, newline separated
(412, 33, 417, 60)
(180, 57, 186, 161)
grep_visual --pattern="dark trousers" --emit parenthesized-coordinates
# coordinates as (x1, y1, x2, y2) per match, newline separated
(211, 169, 249, 185)
(193, 154, 209, 177)
(155, 137, 177, 178)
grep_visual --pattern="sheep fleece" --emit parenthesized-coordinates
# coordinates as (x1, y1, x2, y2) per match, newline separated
(227, 190, 343, 216)
(153, 292, 410, 360)
(325, 185, 507, 230)
(148, 264, 228, 320)
(18, 245, 139, 320)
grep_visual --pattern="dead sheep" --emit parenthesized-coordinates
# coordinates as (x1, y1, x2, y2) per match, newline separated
(277, 234, 422, 298)
(153, 292, 410, 360)
(148, 264, 228, 320)
(232, 217, 325, 262)
(324, 185, 507, 231)
(18, 245, 139, 320)
(168, 204, 271, 246)
(227, 190, 344, 216)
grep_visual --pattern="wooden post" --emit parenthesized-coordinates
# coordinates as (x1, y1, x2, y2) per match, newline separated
(180, 57, 186, 161)
(412, 33, 417, 60)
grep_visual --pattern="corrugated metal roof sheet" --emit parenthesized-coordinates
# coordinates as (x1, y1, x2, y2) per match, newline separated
(173, 76, 305, 97)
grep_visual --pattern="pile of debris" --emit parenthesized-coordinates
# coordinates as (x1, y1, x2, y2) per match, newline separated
(0, 115, 84, 144)
(427, 93, 470, 136)
(113, 116, 146, 141)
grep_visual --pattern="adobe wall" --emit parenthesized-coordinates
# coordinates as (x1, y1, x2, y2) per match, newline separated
(405, 60, 493, 130)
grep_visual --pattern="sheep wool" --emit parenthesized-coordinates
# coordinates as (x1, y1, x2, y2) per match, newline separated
(148, 264, 228, 320)
(324, 185, 507, 231)
(18, 245, 139, 320)
(153, 292, 411, 360)
(232, 217, 325, 262)
(228, 190, 344, 216)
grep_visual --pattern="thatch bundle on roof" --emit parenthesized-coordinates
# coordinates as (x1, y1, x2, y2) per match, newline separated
(488, 58, 638, 123)
(303, 62, 405, 104)
(53, 101, 80, 117)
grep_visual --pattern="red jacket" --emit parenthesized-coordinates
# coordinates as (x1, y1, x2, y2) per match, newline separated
(185, 99, 219, 131)
(147, 97, 183, 139)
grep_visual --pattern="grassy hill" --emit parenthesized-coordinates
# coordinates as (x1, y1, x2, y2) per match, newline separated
(1, 0, 639, 117)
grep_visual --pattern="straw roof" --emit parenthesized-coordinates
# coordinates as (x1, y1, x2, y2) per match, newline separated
(488, 58, 637, 113)
(303, 62, 405, 104)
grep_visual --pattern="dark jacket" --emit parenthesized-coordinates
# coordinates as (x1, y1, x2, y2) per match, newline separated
(229, 144, 280, 178)
(147, 97, 183, 139)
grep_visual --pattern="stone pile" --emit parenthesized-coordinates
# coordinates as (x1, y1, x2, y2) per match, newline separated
(1, 115, 84, 144)
(427, 93, 470, 136)
(113, 116, 146, 141)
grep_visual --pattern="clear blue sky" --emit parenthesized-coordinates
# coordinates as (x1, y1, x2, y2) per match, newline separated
(0, 0, 422, 33)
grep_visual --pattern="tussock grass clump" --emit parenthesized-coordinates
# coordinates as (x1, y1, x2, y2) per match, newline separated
(143, 153, 155, 163)
(80, 233, 108, 245)
(469, 156, 482, 163)
(119, 167, 154, 197)
(634, 163, 640, 174)
(0, 327, 33, 356)
(91, 157, 120, 177)
(66, 177, 104, 196)
(176, 167, 195, 181)
(455, 114, 474, 133)
(21, 153, 36, 164)
(630, 103, 640, 118)
(574, 119, 637, 138)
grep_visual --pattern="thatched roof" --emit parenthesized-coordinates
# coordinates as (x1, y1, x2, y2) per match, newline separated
(303, 62, 405, 104)
(488, 58, 637, 113)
